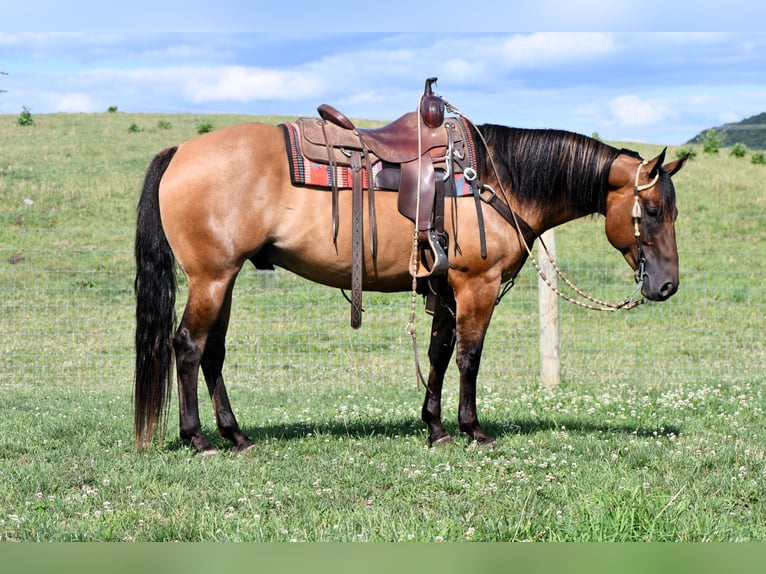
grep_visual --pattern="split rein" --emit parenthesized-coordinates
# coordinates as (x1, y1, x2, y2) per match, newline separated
(521, 160, 659, 312)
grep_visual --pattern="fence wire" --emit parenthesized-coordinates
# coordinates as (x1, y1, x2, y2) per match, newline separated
(1, 235, 763, 398)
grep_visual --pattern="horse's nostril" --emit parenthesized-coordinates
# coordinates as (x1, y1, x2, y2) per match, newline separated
(660, 281, 677, 298)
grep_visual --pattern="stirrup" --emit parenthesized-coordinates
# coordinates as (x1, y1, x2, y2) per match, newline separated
(417, 230, 449, 278)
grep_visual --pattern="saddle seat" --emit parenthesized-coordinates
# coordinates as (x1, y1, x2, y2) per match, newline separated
(317, 103, 453, 164)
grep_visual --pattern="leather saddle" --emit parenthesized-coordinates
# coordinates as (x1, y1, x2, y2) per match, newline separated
(297, 78, 469, 327)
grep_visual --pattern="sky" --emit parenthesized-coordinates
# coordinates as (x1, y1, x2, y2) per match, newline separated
(1, 4, 764, 145)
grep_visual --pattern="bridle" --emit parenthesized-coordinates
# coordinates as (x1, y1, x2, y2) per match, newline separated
(631, 159, 660, 286)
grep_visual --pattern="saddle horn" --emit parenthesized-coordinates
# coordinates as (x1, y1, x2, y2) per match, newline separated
(420, 77, 445, 129)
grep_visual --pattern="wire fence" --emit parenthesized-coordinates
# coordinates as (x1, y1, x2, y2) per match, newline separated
(1, 229, 764, 398)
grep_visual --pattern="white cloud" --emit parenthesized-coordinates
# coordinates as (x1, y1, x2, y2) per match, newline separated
(418, 33, 615, 87)
(443, 58, 475, 81)
(2, 32, 763, 145)
(55, 93, 97, 113)
(497, 33, 616, 68)
(609, 94, 678, 128)
(182, 66, 326, 103)
(719, 111, 740, 124)
(340, 90, 385, 105)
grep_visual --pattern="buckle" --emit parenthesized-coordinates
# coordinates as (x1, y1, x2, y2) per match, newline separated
(480, 184, 497, 204)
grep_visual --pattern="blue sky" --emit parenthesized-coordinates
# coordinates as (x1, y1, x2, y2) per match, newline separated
(1, 4, 764, 144)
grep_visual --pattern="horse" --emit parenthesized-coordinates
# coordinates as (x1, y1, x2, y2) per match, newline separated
(134, 118, 687, 454)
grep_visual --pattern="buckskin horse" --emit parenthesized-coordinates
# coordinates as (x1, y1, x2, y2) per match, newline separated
(134, 91, 687, 454)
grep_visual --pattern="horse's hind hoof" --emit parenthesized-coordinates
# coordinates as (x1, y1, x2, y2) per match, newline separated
(429, 435, 454, 447)
(200, 447, 218, 457)
(234, 442, 257, 454)
(461, 426, 497, 449)
(476, 437, 497, 449)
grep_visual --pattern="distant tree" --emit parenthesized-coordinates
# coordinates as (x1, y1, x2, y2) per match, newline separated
(17, 106, 34, 126)
(702, 129, 726, 154)
(196, 121, 214, 135)
(729, 143, 748, 158)
(676, 146, 697, 160)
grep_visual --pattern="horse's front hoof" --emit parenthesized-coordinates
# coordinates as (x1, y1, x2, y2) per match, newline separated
(199, 447, 219, 456)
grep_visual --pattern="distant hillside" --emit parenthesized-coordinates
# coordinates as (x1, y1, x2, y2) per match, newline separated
(687, 112, 766, 149)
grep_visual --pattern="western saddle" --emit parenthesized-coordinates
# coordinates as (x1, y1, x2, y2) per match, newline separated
(296, 78, 475, 327)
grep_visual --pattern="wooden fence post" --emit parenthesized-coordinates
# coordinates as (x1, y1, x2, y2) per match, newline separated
(538, 229, 561, 387)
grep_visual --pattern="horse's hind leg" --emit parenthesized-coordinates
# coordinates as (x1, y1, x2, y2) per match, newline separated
(200, 283, 255, 452)
(422, 295, 457, 446)
(174, 312, 215, 453)
(174, 272, 252, 453)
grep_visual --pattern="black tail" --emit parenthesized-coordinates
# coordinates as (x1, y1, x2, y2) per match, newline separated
(134, 146, 179, 450)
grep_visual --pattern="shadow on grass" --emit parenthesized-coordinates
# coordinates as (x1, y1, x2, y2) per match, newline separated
(484, 417, 681, 439)
(163, 416, 682, 452)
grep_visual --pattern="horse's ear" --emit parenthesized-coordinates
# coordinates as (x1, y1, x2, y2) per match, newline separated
(662, 152, 689, 177)
(645, 147, 667, 177)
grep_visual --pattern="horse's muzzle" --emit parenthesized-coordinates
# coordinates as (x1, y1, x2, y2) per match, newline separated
(642, 276, 678, 301)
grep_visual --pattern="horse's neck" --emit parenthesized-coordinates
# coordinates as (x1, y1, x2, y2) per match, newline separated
(518, 194, 603, 237)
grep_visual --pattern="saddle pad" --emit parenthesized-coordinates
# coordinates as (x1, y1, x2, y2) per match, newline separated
(280, 122, 378, 189)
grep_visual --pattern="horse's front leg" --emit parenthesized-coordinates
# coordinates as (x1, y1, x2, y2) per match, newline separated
(422, 293, 457, 446)
(454, 280, 499, 447)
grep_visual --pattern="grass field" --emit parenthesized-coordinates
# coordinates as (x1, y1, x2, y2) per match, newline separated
(0, 111, 764, 541)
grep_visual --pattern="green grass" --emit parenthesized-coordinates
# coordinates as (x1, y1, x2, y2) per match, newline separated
(1, 113, 764, 541)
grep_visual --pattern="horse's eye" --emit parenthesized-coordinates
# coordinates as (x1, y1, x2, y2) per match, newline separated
(644, 205, 659, 218)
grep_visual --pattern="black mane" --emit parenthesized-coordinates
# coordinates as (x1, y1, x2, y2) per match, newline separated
(472, 124, 626, 215)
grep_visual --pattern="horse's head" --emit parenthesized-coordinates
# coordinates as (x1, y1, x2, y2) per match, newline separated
(605, 148, 688, 301)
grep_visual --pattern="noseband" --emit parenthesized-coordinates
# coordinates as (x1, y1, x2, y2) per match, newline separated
(632, 160, 660, 284)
